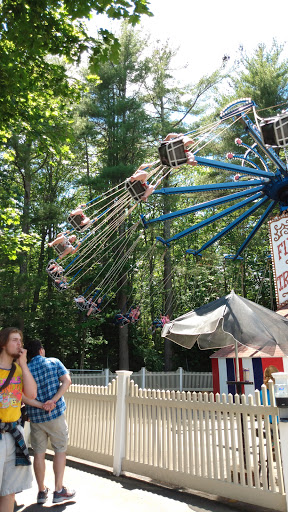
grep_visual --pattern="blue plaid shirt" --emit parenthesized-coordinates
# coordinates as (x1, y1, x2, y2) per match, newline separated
(26, 356, 68, 423)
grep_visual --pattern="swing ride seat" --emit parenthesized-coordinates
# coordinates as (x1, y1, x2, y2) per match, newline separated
(52, 238, 71, 256)
(260, 112, 288, 147)
(125, 179, 146, 201)
(114, 313, 130, 326)
(67, 214, 91, 233)
(52, 280, 68, 292)
(88, 305, 101, 315)
(46, 259, 64, 280)
(158, 138, 187, 167)
(74, 296, 90, 311)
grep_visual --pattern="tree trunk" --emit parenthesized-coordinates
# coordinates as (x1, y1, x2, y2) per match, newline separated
(31, 226, 47, 313)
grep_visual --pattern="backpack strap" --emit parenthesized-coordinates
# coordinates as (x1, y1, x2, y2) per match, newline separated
(0, 362, 16, 392)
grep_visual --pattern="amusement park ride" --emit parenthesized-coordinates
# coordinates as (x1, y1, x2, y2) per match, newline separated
(46, 97, 288, 316)
(141, 98, 288, 260)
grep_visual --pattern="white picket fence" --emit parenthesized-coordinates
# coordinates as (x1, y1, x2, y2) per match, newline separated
(69, 367, 213, 392)
(65, 372, 287, 512)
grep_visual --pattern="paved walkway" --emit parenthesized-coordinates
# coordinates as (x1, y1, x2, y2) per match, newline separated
(14, 455, 274, 512)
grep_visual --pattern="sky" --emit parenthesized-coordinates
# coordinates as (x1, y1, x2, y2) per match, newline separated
(140, 0, 288, 81)
(90, 0, 288, 84)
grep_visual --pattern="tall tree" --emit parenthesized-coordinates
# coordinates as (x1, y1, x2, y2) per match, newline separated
(76, 22, 152, 369)
(0, 0, 152, 134)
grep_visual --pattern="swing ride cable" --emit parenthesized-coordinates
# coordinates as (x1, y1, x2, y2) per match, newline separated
(188, 115, 248, 156)
(68, 118, 253, 276)
(65, 200, 138, 278)
(83, 180, 128, 211)
(88, 235, 142, 302)
(127, 241, 167, 308)
(71, 217, 142, 291)
(66, 156, 183, 272)
(64, 190, 135, 272)
(84, 186, 130, 225)
(110, 241, 160, 310)
(71, 219, 142, 289)
(85, 236, 160, 312)
(72, 164, 170, 270)
(93, 239, 160, 314)
(83, 159, 163, 217)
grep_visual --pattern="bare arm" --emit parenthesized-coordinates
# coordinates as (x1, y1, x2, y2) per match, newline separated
(44, 373, 71, 408)
(17, 349, 37, 399)
(22, 394, 56, 412)
(22, 394, 44, 409)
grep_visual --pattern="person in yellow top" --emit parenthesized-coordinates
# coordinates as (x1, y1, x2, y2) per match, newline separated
(0, 327, 37, 512)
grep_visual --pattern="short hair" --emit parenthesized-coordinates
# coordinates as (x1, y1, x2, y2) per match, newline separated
(0, 327, 23, 353)
(25, 339, 43, 360)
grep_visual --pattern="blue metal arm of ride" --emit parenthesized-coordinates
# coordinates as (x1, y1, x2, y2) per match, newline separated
(91, 207, 110, 224)
(241, 143, 269, 172)
(231, 200, 277, 260)
(181, 156, 275, 178)
(82, 282, 94, 297)
(152, 180, 268, 197)
(86, 195, 101, 206)
(240, 113, 287, 174)
(186, 196, 269, 256)
(141, 186, 264, 227)
(228, 154, 263, 172)
(68, 268, 83, 285)
(156, 191, 264, 246)
(63, 254, 80, 272)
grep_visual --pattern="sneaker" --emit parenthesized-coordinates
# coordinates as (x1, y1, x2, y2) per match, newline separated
(37, 487, 49, 504)
(53, 487, 76, 503)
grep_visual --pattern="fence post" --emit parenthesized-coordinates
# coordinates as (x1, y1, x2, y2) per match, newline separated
(178, 367, 183, 392)
(278, 421, 288, 512)
(113, 370, 132, 477)
(141, 366, 146, 389)
(104, 368, 109, 387)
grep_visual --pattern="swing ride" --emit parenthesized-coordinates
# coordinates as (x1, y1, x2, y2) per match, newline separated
(46, 97, 288, 325)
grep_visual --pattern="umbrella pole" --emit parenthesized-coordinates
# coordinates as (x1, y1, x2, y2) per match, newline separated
(235, 341, 240, 384)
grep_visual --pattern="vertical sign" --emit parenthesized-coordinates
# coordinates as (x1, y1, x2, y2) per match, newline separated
(269, 214, 288, 307)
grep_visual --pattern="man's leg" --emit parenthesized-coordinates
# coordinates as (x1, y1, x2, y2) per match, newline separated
(53, 452, 66, 492)
(0, 493, 15, 512)
(33, 452, 46, 491)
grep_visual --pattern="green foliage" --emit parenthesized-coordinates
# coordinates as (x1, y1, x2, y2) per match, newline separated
(0, 0, 152, 135)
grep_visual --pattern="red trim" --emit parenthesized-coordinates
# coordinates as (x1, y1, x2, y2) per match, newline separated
(211, 358, 220, 395)
(261, 357, 284, 373)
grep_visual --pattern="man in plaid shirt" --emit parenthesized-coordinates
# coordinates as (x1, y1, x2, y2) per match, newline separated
(23, 340, 76, 505)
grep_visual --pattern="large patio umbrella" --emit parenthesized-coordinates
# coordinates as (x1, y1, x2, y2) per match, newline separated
(161, 290, 288, 382)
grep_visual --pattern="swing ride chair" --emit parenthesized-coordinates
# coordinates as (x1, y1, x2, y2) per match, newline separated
(140, 98, 288, 260)
(46, 259, 63, 280)
(67, 213, 91, 233)
(125, 179, 147, 201)
(52, 237, 72, 257)
(52, 279, 68, 292)
(260, 112, 288, 148)
(158, 137, 188, 168)
(74, 296, 90, 311)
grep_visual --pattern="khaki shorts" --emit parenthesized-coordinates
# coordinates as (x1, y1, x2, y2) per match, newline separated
(0, 427, 33, 496)
(30, 414, 68, 453)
